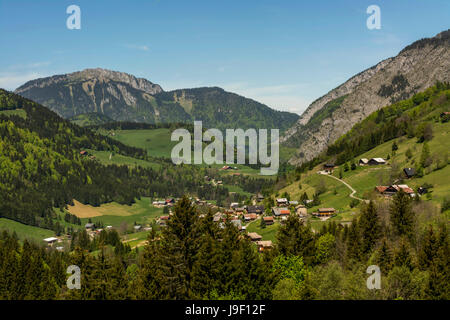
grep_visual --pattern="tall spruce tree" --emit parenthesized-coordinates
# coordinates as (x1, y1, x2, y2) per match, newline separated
(390, 189, 415, 239)
(359, 201, 381, 256)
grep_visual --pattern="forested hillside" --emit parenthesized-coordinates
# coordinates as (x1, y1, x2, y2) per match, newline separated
(297, 82, 450, 171)
(0, 89, 270, 233)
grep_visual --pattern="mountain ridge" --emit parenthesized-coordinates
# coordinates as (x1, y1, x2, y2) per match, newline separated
(14, 69, 299, 131)
(283, 29, 450, 166)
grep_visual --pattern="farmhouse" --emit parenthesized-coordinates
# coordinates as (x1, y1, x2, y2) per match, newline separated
(43, 237, 58, 246)
(289, 200, 299, 206)
(323, 163, 336, 173)
(317, 208, 336, 216)
(375, 184, 415, 197)
(295, 205, 307, 216)
(276, 198, 288, 206)
(256, 240, 273, 252)
(247, 205, 264, 214)
(272, 207, 290, 217)
(403, 167, 416, 178)
(80, 150, 88, 156)
(244, 213, 258, 221)
(359, 158, 369, 166)
(85, 223, 95, 230)
(234, 207, 245, 213)
(263, 216, 274, 225)
(230, 202, 239, 209)
(159, 215, 170, 226)
(368, 158, 386, 165)
(247, 232, 262, 241)
(256, 193, 265, 202)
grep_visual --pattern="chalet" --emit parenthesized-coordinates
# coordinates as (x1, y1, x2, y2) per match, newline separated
(221, 165, 232, 170)
(403, 167, 416, 179)
(256, 193, 265, 202)
(272, 207, 291, 217)
(263, 216, 274, 225)
(317, 208, 336, 216)
(375, 184, 415, 197)
(43, 237, 58, 246)
(276, 198, 289, 206)
(159, 215, 170, 226)
(295, 205, 307, 217)
(323, 163, 336, 173)
(247, 232, 262, 241)
(247, 205, 264, 214)
(230, 202, 239, 209)
(164, 199, 175, 206)
(235, 207, 245, 213)
(244, 213, 258, 222)
(359, 158, 369, 166)
(375, 186, 388, 194)
(368, 158, 386, 165)
(134, 225, 142, 232)
(85, 223, 95, 230)
(395, 184, 415, 196)
(80, 150, 88, 156)
(256, 240, 273, 252)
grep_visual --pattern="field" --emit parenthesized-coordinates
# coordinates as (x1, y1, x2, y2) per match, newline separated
(88, 149, 161, 169)
(246, 219, 280, 243)
(101, 128, 289, 178)
(67, 197, 164, 228)
(0, 109, 27, 118)
(0, 218, 54, 243)
(108, 128, 178, 158)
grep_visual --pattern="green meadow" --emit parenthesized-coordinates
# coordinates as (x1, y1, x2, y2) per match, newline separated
(0, 218, 54, 243)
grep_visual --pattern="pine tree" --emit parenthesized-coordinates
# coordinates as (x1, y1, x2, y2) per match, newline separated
(346, 218, 361, 262)
(390, 189, 415, 239)
(393, 237, 413, 270)
(377, 238, 393, 275)
(359, 201, 381, 256)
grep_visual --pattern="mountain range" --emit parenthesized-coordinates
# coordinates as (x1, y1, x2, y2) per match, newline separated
(13, 29, 450, 165)
(14, 68, 299, 132)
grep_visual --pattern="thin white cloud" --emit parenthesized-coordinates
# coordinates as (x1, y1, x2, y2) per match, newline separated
(8, 61, 51, 70)
(221, 82, 312, 115)
(124, 44, 150, 51)
(0, 72, 47, 91)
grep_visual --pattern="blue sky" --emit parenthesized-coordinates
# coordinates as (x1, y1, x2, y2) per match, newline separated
(0, 0, 449, 114)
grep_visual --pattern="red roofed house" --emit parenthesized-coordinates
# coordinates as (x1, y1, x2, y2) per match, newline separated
(263, 216, 274, 225)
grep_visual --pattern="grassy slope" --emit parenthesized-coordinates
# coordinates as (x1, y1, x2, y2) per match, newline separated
(337, 120, 450, 203)
(108, 128, 177, 158)
(0, 109, 27, 118)
(88, 149, 161, 170)
(67, 197, 164, 228)
(276, 119, 449, 231)
(246, 219, 279, 243)
(0, 218, 54, 242)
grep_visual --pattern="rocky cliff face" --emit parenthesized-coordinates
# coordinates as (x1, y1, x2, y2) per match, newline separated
(283, 30, 450, 165)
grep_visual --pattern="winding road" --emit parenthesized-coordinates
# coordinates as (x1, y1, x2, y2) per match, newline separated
(318, 171, 369, 203)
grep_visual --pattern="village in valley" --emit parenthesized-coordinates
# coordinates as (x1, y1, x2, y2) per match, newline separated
(41, 147, 435, 254)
